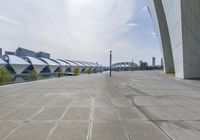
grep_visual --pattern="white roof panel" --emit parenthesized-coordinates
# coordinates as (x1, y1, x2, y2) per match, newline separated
(55, 59, 67, 66)
(26, 56, 47, 66)
(64, 60, 79, 66)
(40, 58, 60, 66)
(6, 55, 30, 65)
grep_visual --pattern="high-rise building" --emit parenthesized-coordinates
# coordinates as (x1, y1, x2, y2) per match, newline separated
(152, 57, 156, 67)
(148, 0, 200, 78)
(161, 58, 163, 67)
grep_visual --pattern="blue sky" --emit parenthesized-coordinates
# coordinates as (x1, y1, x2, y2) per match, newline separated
(0, 0, 162, 66)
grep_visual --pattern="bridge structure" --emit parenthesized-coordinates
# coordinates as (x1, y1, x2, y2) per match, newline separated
(111, 62, 138, 71)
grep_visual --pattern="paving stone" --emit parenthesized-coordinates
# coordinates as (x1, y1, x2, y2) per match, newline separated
(94, 99, 113, 107)
(32, 107, 65, 120)
(63, 107, 90, 121)
(70, 99, 91, 107)
(123, 120, 170, 140)
(0, 121, 20, 139)
(0, 71, 200, 140)
(1, 107, 40, 121)
(49, 122, 88, 140)
(185, 121, 200, 131)
(111, 97, 132, 107)
(93, 107, 118, 122)
(158, 121, 200, 140)
(91, 121, 128, 140)
(117, 107, 148, 120)
(5, 122, 54, 140)
(48, 98, 72, 107)
(0, 107, 17, 118)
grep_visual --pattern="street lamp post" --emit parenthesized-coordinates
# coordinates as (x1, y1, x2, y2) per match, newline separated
(132, 59, 134, 72)
(110, 50, 112, 77)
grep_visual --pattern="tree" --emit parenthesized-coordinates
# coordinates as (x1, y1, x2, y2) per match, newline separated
(28, 70, 38, 81)
(0, 68, 12, 84)
(73, 67, 80, 75)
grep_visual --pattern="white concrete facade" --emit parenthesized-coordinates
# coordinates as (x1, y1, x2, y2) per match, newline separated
(148, 0, 200, 78)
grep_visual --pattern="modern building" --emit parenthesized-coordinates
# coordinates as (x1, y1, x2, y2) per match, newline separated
(139, 60, 143, 67)
(148, 0, 200, 78)
(54, 59, 68, 73)
(16, 47, 50, 59)
(1, 47, 101, 76)
(24, 56, 47, 74)
(0, 48, 2, 58)
(16, 47, 36, 57)
(39, 58, 60, 73)
(161, 58, 163, 67)
(3, 55, 30, 74)
(5, 51, 15, 55)
(152, 57, 156, 67)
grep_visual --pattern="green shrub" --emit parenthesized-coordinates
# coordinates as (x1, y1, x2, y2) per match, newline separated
(28, 70, 38, 81)
(0, 68, 12, 84)
(57, 68, 65, 77)
(84, 68, 92, 74)
(73, 67, 80, 75)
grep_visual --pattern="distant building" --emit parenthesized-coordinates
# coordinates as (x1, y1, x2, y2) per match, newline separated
(152, 57, 156, 67)
(0, 48, 2, 57)
(161, 58, 163, 67)
(15, 47, 50, 59)
(141, 62, 148, 70)
(139, 60, 143, 66)
(5, 51, 15, 55)
(35, 52, 50, 59)
(16, 47, 36, 57)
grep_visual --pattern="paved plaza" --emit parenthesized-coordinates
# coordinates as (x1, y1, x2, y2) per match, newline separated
(0, 71, 200, 140)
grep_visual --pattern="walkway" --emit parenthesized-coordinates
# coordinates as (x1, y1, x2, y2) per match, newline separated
(0, 71, 200, 140)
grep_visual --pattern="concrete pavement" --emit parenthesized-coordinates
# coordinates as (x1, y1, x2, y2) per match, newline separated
(0, 71, 200, 140)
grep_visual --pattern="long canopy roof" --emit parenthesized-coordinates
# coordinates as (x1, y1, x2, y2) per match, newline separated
(4, 55, 30, 74)
(5, 55, 30, 65)
(40, 58, 60, 66)
(64, 60, 79, 67)
(26, 56, 47, 66)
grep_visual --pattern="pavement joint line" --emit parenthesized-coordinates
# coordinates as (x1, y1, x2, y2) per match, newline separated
(46, 99, 73, 140)
(27, 106, 46, 121)
(27, 96, 57, 121)
(109, 82, 132, 140)
(0, 106, 22, 120)
(0, 102, 28, 119)
(86, 97, 94, 140)
(128, 98, 173, 140)
(182, 120, 200, 134)
(2, 123, 23, 140)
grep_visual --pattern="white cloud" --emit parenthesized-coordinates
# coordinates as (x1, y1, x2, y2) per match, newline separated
(128, 23, 139, 27)
(0, 15, 21, 26)
(142, 6, 148, 12)
(0, 0, 161, 66)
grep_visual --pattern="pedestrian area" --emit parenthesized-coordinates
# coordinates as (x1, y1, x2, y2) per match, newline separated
(0, 71, 200, 140)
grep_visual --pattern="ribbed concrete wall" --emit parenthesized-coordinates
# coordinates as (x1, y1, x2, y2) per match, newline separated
(148, 0, 174, 74)
(148, 0, 200, 78)
(181, 0, 200, 78)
